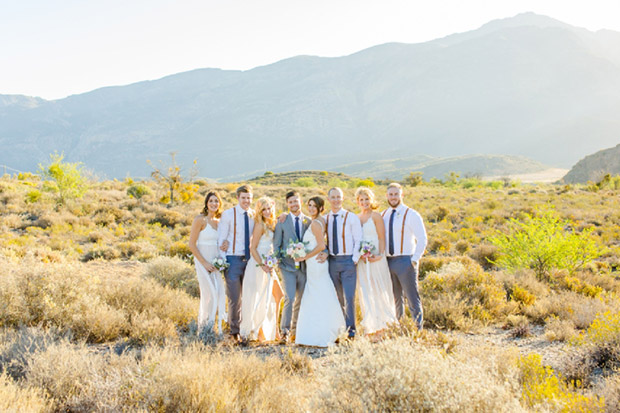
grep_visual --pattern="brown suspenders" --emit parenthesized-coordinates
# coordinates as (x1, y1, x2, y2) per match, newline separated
(326, 212, 349, 254)
(383, 208, 410, 255)
(400, 209, 409, 254)
(326, 214, 329, 250)
(232, 210, 236, 254)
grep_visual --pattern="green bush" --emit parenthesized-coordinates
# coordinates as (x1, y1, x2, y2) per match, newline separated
(127, 184, 151, 200)
(38, 152, 88, 205)
(25, 190, 42, 204)
(489, 210, 599, 280)
(294, 177, 316, 187)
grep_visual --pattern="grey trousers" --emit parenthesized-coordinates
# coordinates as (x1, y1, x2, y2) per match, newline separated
(279, 267, 307, 335)
(225, 256, 248, 335)
(387, 255, 423, 330)
(329, 255, 357, 336)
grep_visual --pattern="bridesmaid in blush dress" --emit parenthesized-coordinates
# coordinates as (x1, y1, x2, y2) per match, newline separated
(188, 191, 227, 334)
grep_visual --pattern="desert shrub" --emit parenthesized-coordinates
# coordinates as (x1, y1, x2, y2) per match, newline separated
(557, 274, 603, 298)
(524, 291, 611, 328)
(0, 327, 66, 381)
(126, 183, 151, 199)
(144, 256, 199, 298)
(38, 151, 88, 205)
(489, 209, 600, 280)
(169, 240, 192, 259)
(469, 243, 499, 270)
(422, 260, 509, 329)
(427, 236, 451, 253)
(82, 244, 121, 261)
(149, 207, 184, 227)
(316, 336, 522, 412)
(355, 178, 375, 187)
(294, 177, 316, 187)
(24, 341, 312, 412)
(403, 172, 423, 187)
(576, 311, 620, 348)
(0, 259, 196, 344)
(518, 354, 603, 411)
(0, 373, 51, 412)
(24, 189, 42, 203)
(455, 239, 470, 253)
(510, 285, 536, 306)
(600, 375, 620, 413)
(418, 255, 476, 279)
(100, 275, 196, 343)
(427, 205, 449, 222)
(544, 316, 577, 342)
(495, 270, 550, 302)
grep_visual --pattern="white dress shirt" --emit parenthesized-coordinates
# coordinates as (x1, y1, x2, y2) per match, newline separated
(325, 208, 363, 262)
(217, 204, 255, 257)
(382, 203, 427, 264)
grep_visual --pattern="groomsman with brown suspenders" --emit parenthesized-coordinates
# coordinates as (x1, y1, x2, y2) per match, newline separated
(382, 183, 428, 330)
(218, 185, 254, 342)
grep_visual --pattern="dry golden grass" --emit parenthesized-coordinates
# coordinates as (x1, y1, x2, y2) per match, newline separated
(0, 257, 197, 344)
(316, 336, 524, 412)
(0, 373, 51, 413)
(3, 175, 620, 410)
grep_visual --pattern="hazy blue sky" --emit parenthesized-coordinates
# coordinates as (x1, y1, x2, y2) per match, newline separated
(2, 0, 619, 99)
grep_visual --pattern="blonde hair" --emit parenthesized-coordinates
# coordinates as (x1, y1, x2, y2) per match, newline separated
(355, 187, 378, 210)
(254, 197, 276, 231)
(387, 182, 403, 193)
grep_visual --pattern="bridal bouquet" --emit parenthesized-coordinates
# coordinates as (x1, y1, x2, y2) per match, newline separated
(258, 253, 278, 274)
(359, 241, 376, 260)
(286, 239, 308, 269)
(212, 257, 229, 272)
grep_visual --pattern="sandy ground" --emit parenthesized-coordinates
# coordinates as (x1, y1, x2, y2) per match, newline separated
(485, 168, 569, 183)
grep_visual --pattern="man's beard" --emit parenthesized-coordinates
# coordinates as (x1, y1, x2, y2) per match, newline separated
(388, 199, 400, 208)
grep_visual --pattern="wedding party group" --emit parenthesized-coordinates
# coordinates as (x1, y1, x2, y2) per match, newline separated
(188, 183, 427, 347)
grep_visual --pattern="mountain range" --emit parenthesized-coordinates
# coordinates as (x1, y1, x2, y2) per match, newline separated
(562, 143, 620, 183)
(1, 12, 620, 181)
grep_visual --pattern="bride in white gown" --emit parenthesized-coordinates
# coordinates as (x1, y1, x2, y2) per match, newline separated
(188, 191, 227, 333)
(295, 196, 345, 347)
(240, 197, 283, 341)
(355, 187, 397, 334)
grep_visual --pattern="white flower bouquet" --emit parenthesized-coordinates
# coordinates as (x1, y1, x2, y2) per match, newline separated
(212, 257, 229, 272)
(286, 239, 308, 269)
(258, 253, 278, 274)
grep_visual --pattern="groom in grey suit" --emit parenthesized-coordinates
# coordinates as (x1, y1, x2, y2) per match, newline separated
(273, 190, 312, 342)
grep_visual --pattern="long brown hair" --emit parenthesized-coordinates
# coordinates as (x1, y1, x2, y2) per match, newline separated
(308, 196, 325, 219)
(202, 191, 222, 218)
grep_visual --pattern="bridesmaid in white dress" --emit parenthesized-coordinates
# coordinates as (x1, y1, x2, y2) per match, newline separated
(188, 191, 227, 333)
(240, 197, 283, 342)
(295, 196, 346, 347)
(355, 187, 397, 334)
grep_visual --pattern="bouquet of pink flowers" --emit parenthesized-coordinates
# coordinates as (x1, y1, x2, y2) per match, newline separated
(286, 239, 308, 269)
(212, 257, 229, 272)
(359, 241, 375, 260)
(258, 253, 278, 273)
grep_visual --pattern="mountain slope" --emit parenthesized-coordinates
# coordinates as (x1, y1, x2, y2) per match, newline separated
(2, 13, 620, 179)
(563, 144, 620, 183)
